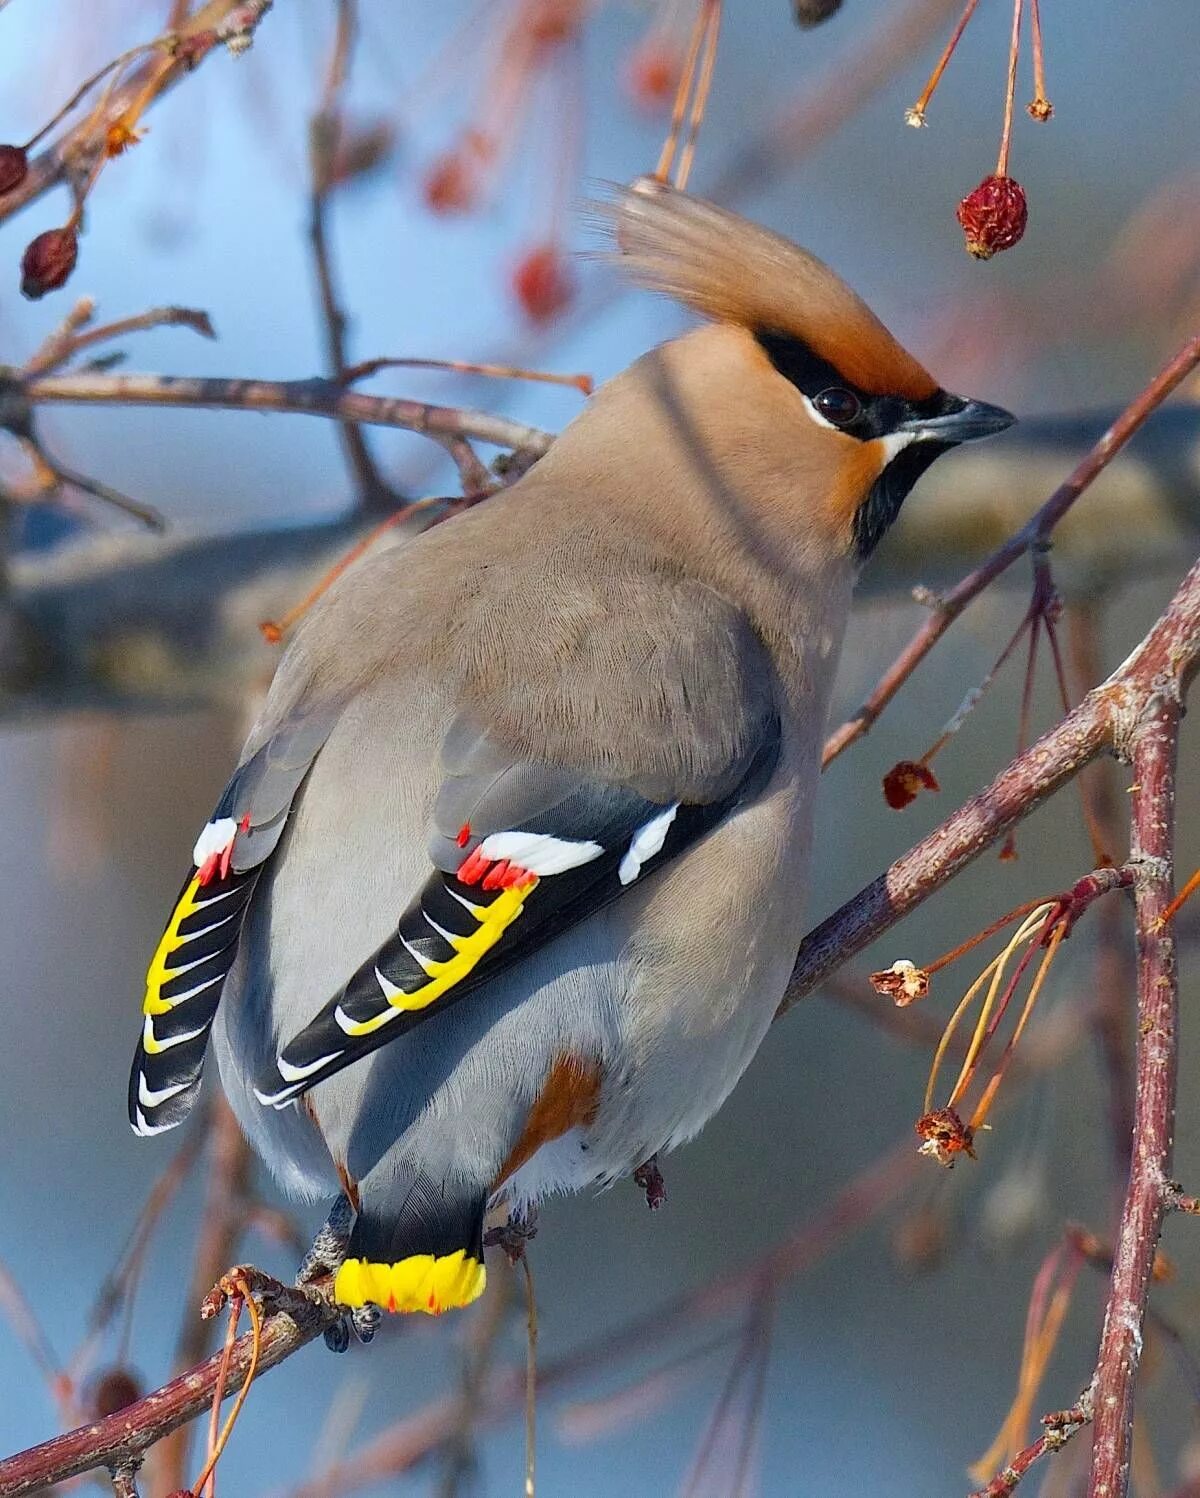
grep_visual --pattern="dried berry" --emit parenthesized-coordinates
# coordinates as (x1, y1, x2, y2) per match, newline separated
(793, 0, 843, 26)
(89, 1367, 141, 1418)
(511, 243, 573, 324)
(956, 174, 1028, 260)
(0, 143, 28, 195)
(882, 759, 939, 810)
(20, 225, 78, 299)
(916, 1107, 975, 1167)
(105, 118, 144, 157)
(869, 959, 930, 1006)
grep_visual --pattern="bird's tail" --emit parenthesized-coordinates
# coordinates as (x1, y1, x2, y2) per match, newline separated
(334, 1175, 487, 1316)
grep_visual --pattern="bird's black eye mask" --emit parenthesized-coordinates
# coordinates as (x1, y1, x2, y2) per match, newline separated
(754, 328, 957, 439)
(755, 327, 957, 560)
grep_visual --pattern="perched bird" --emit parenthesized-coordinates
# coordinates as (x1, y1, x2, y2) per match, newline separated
(128, 180, 1012, 1319)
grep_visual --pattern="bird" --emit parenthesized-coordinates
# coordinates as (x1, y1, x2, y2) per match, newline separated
(127, 178, 1013, 1321)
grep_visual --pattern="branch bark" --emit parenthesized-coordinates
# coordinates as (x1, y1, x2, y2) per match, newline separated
(783, 551, 1200, 1016)
(0, 1280, 338, 1498)
(1086, 690, 1181, 1496)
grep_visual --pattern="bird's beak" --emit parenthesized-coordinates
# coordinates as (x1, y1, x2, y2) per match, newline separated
(899, 397, 1015, 445)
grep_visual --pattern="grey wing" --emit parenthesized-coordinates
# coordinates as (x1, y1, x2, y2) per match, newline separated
(255, 573, 783, 1104)
(127, 707, 339, 1135)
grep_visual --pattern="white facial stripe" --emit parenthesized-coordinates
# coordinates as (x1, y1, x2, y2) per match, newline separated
(477, 830, 604, 876)
(619, 804, 680, 886)
(877, 430, 917, 461)
(192, 817, 238, 867)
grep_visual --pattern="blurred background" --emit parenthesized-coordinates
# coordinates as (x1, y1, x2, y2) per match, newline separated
(1, 1, 1199, 1494)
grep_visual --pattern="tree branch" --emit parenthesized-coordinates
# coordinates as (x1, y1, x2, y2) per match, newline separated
(1086, 689, 1181, 1496)
(0, 1278, 338, 1498)
(13, 370, 553, 460)
(822, 331, 1200, 766)
(0, 0, 272, 228)
(782, 550, 1200, 1016)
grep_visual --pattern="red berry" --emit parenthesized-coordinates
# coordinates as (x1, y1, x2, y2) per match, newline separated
(956, 174, 1028, 261)
(624, 39, 682, 113)
(882, 759, 939, 810)
(21, 225, 78, 299)
(511, 244, 573, 324)
(423, 151, 478, 215)
(0, 144, 27, 195)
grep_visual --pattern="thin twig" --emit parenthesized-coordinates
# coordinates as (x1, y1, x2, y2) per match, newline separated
(308, 0, 396, 513)
(16, 370, 553, 461)
(0, 1278, 337, 1496)
(821, 331, 1200, 767)
(0, 0, 272, 226)
(784, 550, 1200, 1015)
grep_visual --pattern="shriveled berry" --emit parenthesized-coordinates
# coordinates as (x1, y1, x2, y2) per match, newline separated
(793, 0, 843, 26)
(956, 174, 1028, 260)
(0, 144, 28, 195)
(21, 225, 78, 299)
(89, 1367, 142, 1417)
(511, 243, 573, 324)
(882, 759, 939, 810)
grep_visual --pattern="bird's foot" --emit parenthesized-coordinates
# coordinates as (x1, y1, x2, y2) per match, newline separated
(484, 1205, 539, 1264)
(633, 1154, 667, 1210)
(296, 1193, 354, 1287)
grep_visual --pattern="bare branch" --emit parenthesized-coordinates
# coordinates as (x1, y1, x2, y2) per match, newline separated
(0, 1277, 338, 1498)
(15, 370, 553, 461)
(1086, 689, 1182, 1496)
(783, 549, 1200, 1016)
(822, 330, 1200, 766)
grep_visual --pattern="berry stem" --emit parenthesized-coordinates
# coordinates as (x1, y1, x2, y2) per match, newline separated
(1027, 0, 1052, 119)
(996, 0, 1024, 177)
(905, 0, 981, 126)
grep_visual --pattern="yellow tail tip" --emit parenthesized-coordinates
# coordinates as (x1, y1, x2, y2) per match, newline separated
(334, 1250, 486, 1315)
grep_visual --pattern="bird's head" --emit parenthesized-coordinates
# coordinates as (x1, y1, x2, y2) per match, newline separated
(605, 178, 1014, 563)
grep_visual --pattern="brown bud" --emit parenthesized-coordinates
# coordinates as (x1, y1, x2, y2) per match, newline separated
(916, 1107, 975, 1167)
(21, 225, 78, 299)
(956, 174, 1028, 260)
(882, 759, 939, 810)
(88, 1366, 142, 1418)
(793, 0, 843, 26)
(0, 144, 28, 195)
(869, 959, 930, 1006)
(328, 119, 395, 188)
(1026, 97, 1054, 123)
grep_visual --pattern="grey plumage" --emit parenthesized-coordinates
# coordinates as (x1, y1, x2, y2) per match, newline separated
(129, 182, 1012, 1312)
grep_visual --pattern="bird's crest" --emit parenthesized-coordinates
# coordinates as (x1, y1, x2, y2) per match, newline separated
(602, 177, 937, 403)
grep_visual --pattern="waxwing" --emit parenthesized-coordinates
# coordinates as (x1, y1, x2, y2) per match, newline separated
(128, 180, 1012, 1318)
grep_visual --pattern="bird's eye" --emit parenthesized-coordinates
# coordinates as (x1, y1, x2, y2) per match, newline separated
(813, 387, 862, 427)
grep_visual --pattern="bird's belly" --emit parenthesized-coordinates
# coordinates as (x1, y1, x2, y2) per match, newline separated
(506, 769, 816, 1202)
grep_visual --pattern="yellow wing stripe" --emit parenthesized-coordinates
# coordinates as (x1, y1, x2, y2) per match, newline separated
(333, 1251, 486, 1314)
(339, 878, 538, 1036)
(142, 874, 207, 1019)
